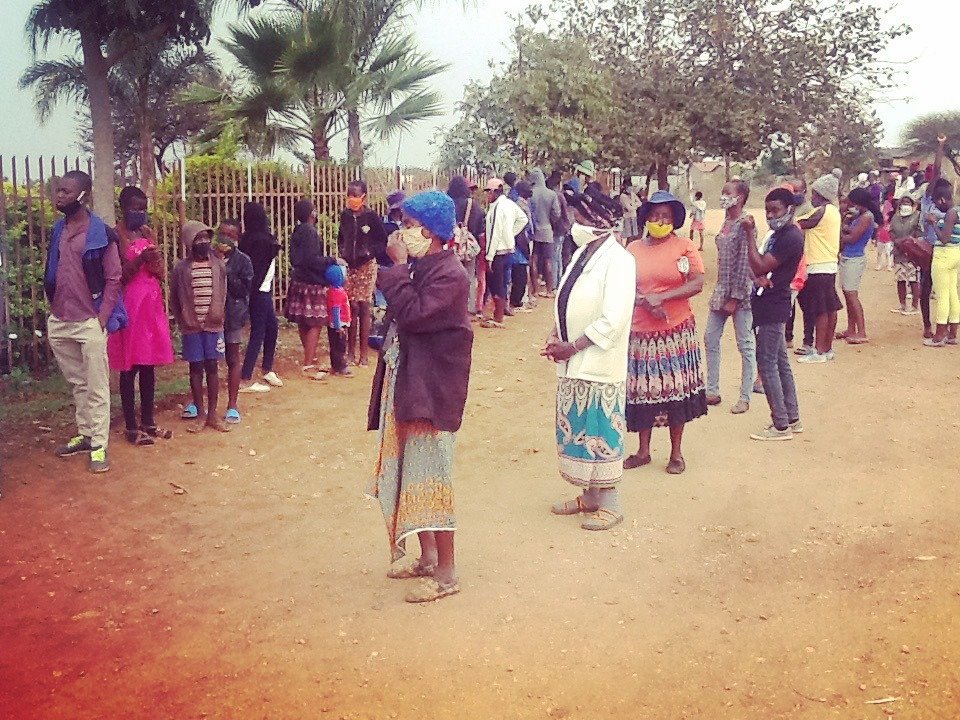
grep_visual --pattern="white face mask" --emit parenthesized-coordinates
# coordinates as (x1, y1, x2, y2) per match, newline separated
(899, 206, 914, 217)
(571, 223, 608, 248)
(719, 194, 739, 210)
(400, 226, 432, 258)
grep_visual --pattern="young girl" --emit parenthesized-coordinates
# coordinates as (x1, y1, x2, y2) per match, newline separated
(107, 186, 175, 445)
(889, 197, 922, 315)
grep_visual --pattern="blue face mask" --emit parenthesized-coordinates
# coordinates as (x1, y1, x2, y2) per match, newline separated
(793, 193, 805, 207)
(125, 210, 148, 230)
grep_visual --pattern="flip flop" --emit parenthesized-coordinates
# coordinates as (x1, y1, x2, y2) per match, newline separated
(480, 320, 505, 329)
(387, 559, 436, 579)
(224, 409, 241, 425)
(846, 337, 870, 345)
(125, 429, 155, 447)
(404, 577, 460, 603)
(181, 403, 199, 420)
(581, 508, 624, 531)
(550, 496, 596, 515)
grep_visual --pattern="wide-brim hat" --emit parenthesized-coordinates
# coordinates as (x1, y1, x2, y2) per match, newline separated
(387, 190, 406, 210)
(637, 190, 686, 228)
(575, 159, 596, 177)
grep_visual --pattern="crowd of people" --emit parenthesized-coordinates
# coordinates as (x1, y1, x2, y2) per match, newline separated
(40, 142, 958, 601)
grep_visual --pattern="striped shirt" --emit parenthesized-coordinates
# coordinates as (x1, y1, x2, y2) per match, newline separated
(191, 261, 214, 324)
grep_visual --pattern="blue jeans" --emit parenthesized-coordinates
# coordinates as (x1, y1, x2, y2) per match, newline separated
(241, 291, 278, 380)
(755, 323, 800, 430)
(704, 307, 756, 404)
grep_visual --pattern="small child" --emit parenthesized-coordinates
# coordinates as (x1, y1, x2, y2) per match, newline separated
(874, 222, 893, 271)
(170, 221, 230, 433)
(325, 264, 352, 377)
(213, 219, 254, 424)
(690, 191, 707, 250)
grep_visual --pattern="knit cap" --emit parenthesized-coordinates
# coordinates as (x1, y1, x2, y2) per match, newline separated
(401, 190, 456, 242)
(811, 174, 840, 203)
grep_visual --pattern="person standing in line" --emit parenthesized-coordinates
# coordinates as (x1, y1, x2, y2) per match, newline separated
(889, 196, 922, 316)
(787, 177, 816, 356)
(170, 221, 230, 433)
(547, 170, 572, 284)
(796, 174, 843, 364)
(619, 182, 642, 240)
(367, 190, 473, 604)
(746, 188, 804, 441)
(510, 180, 536, 313)
(704, 179, 756, 415)
(926, 185, 960, 347)
(624, 191, 707, 475)
(918, 136, 949, 339)
(690, 191, 707, 251)
(238, 201, 283, 391)
(836, 187, 880, 344)
(45, 171, 122, 473)
(529, 169, 562, 296)
(338, 181, 387, 366)
(286, 199, 340, 379)
(213, 219, 253, 425)
(108, 186, 175, 446)
(482, 178, 526, 328)
(447, 176, 485, 315)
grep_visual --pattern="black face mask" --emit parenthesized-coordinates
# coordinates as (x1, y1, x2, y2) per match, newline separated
(192, 242, 211, 260)
(125, 210, 148, 230)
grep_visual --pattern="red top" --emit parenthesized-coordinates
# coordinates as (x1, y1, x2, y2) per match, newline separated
(327, 287, 351, 327)
(626, 234, 705, 333)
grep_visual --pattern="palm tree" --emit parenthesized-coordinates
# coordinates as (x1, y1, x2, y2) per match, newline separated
(21, 43, 219, 196)
(187, 0, 448, 165)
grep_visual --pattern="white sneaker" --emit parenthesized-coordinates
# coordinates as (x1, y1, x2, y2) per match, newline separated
(240, 381, 271, 393)
(262, 371, 284, 387)
(796, 352, 827, 364)
(750, 425, 794, 441)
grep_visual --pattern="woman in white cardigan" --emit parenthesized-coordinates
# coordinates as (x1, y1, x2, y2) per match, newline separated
(542, 192, 636, 531)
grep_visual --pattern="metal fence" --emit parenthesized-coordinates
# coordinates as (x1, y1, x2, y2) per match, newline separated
(0, 155, 480, 373)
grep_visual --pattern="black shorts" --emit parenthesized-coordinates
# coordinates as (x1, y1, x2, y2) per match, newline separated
(487, 254, 509, 299)
(533, 241, 553, 264)
(798, 273, 843, 317)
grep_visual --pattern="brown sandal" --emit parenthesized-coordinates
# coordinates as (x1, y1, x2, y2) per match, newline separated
(550, 496, 595, 515)
(666, 456, 686, 475)
(580, 508, 624, 531)
(404, 577, 460, 603)
(387, 559, 436, 579)
(141, 425, 172, 440)
(623, 453, 651, 470)
(125, 429, 155, 446)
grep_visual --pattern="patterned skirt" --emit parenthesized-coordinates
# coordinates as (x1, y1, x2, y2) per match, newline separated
(557, 378, 626, 489)
(346, 259, 378, 304)
(367, 339, 456, 563)
(626, 316, 708, 431)
(284, 280, 328, 327)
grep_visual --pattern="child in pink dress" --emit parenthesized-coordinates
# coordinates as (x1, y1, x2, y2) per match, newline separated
(108, 187, 175, 445)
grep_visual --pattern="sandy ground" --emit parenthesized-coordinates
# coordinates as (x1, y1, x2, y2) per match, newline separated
(2, 210, 960, 719)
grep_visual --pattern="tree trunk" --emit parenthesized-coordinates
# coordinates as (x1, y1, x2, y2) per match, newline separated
(347, 108, 363, 167)
(138, 117, 156, 201)
(656, 160, 669, 191)
(724, 153, 731, 181)
(644, 162, 655, 196)
(80, 31, 117, 225)
(312, 131, 331, 161)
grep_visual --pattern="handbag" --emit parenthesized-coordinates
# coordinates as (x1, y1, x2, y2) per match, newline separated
(453, 198, 481, 263)
(900, 237, 933, 268)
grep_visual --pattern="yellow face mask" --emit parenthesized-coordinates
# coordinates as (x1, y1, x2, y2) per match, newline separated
(646, 221, 674, 239)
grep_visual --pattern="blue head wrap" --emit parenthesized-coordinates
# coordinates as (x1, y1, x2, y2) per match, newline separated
(401, 190, 456, 242)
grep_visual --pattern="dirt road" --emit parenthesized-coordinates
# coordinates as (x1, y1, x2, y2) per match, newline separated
(2, 213, 959, 719)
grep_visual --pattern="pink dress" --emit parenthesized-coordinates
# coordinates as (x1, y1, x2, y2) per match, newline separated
(107, 237, 175, 371)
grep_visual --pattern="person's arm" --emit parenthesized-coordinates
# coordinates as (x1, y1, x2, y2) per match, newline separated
(727, 216, 755, 303)
(797, 206, 825, 230)
(98, 240, 122, 329)
(747, 233, 780, 275)
(927, 135, 947, 197)
(841, 213, 872, 247)
(120, 249, 149, 285)
(511, 203, 528, 236)
(937, 207, 957, 245)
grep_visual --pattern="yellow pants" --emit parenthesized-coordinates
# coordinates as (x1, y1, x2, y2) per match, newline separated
(932, 245, 960, 325)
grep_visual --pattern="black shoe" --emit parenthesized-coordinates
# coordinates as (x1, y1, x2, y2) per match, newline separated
(55, 435, 93, 457)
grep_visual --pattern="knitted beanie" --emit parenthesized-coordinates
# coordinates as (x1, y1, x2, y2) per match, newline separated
(401, 190, 456, 242)
(811, 174, 840, 203)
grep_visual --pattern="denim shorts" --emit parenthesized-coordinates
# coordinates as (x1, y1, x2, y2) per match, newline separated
(182, 331, 225, 362)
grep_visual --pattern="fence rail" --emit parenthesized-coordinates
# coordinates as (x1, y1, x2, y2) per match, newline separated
(0, 155, 480, 374)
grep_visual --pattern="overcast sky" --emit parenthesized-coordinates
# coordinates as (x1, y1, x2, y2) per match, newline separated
(1, 0, 957, 169)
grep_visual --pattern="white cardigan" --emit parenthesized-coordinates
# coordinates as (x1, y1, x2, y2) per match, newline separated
(554, 235, 636, 384)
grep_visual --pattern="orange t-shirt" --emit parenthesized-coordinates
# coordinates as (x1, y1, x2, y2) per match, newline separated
(627, 235, 705, 333)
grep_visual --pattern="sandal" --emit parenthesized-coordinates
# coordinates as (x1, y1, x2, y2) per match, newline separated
(666, 456, 686, 475)
(125, 429, 155, 447)
(181, 403, 199, 420)
(580, 508, 624, 531)
(141, 425, 172, 440)
(623, 453, 651, 470)
(224, 409, 241, 425)
(550, 496, 596, 516)
(404, 577, 460, 603)
(480, 320, 505, 329)
(386, 558, 436, 579)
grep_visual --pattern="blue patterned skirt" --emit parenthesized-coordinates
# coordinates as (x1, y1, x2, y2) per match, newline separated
(626, 316, 707, 431)
(556, 378, 626, 488)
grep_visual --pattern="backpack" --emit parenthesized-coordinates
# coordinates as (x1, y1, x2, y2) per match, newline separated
(453, 198, 481, 263)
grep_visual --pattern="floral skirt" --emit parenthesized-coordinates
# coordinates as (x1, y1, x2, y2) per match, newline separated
(284, 280, 328, 327)
(346, 259, 378, 304)
(626, 316, 708, 431)
(557, 378, 626, 488)
(367, 339, 456, 563)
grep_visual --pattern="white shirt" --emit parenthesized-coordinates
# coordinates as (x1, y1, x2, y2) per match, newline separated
(259, 258, 276, 293)
(554, 235, 636, 384)
(485, 195, 527, 262)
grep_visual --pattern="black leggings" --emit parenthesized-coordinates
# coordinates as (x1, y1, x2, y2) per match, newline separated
(510, 263, 528, 307)
(920, 265, 933, 330)
(119, 365, 156, 432)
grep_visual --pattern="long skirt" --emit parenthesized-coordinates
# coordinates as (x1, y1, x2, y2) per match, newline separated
(557, 378, 626, 489)
(367, 340, 456, 563)
(626, 316, 708, 431)
(284, 280, 328, 327)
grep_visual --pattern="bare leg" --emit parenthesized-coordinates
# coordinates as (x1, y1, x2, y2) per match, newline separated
(433, 531, 456, 587)
(638, 429, 652, 458)
(845, 291, 867, 340)
(668, 424, 684, 463)
(493, 296, 506, 324)
(825, 311, 838, 352)
(841, 290, 856, 337)
(188, 361, 205, 416)
(204, 359, 229, 432)
(347, 301, 359, 364)
(301, 324, 321, 366)
(357, 302, 371, 365)
(529, 254, 541, 297)
(897, 281, 907, 310)
(225, 343, 241, 413)
(417, 531, 439, 568)
(910, 282, 921, 311)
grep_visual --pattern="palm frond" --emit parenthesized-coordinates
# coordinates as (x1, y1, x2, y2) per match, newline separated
(19, 57, 88, 123)
(368, 89, 444, 141)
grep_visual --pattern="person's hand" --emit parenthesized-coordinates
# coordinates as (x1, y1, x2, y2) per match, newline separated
(722, 298, 739, 315)
(386, 232, 408, 264)
(926, 213, 939, 226)
(543, 340, 577, 362)
(741, 214, 756, 235)
(338, 327, 348, 340)
(938, 134, 947, 145)
(755, 276, 773, 290)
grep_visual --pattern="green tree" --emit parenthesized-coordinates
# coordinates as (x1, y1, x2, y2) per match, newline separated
(21, 0, 242, 222)
(902, 111, 960, 175)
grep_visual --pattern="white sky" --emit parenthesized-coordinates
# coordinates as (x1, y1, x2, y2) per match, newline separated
(1, 0, 957, 168)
